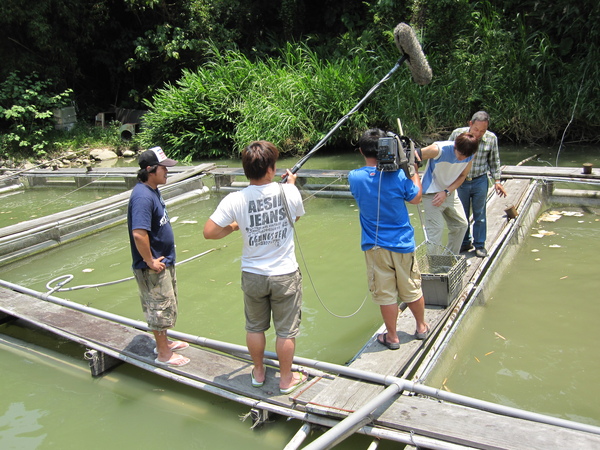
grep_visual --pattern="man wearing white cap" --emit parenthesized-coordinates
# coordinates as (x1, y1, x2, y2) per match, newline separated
(127, 147, 190, 367)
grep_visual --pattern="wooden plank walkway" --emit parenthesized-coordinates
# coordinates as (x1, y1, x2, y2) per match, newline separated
(2, 284, 599, 449)
(502, 164, 600, 182)
(208, 167, 350, 180)
(13, 165, 215, 190)
(0, 287, 303, 409)
(299, 178, 533, 415)
(0, 163, 216, 265)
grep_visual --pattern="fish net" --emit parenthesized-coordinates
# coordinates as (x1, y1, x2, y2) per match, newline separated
(415, 241, 460, 274)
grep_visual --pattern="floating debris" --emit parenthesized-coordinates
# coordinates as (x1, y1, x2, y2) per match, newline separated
(560, 276, 568, 280)
(531, 229, 556, 238)
(560, 211, 584, 217)
(535, 258, 541, 261)
(474, 356, 480, 363)
(539, 230, 556, 236)
(538, 212, 561, 222)
(531, 249, 539, 252)
(549, 244, 561, 248)
(485, 351, 495, 356)
(82, 268, 94, 273)
(170, 216, 179, 223)
(494, 332, 506, 340)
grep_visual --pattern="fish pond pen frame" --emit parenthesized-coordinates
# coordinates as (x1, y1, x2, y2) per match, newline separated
(413, 174, 600, 385)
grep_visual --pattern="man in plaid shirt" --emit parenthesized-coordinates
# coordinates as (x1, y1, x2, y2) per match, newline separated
(450, 111, 507, 258)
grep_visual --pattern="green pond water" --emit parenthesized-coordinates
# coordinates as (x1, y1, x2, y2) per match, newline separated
(426, 207, 600, 427)
(0, 144, 598, 448)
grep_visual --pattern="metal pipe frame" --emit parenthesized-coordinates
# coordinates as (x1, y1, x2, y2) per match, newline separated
(1, 278, 599, 441)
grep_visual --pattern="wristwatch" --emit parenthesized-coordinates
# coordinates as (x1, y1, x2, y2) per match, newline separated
(443, 189, 450, 196)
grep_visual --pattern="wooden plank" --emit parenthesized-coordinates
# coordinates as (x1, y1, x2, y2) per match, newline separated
(502, 165, 600, 181)
(376, 395, 600, 450)
(0, 163, 215, 240)
(20, 165, 208, 177)
(305, 307, 446, 418)
(0, 287, 319, 408)
(209, 167, 350, 179)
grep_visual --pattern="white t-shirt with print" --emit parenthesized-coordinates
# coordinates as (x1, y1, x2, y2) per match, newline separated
(209, 182, 305, 276)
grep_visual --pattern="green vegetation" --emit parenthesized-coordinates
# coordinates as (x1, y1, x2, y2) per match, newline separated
(0, 72, 73, 158)
(0, 0, 598, 161)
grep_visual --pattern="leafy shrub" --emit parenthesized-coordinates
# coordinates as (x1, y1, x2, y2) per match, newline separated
(0, 71, 74, 157)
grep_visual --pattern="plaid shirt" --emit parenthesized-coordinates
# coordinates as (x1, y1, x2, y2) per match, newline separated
(449, 127, 502, 181)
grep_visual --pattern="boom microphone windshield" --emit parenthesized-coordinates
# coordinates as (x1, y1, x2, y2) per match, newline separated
(394, 23, 432, 85)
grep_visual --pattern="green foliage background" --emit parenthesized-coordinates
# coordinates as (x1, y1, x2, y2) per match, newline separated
(0, 0, 598, 159)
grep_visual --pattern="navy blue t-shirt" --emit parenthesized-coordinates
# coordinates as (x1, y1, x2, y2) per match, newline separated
(127, 182, 176, 270)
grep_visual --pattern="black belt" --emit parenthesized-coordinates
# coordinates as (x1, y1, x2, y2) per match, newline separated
(465, 174, 486, 181)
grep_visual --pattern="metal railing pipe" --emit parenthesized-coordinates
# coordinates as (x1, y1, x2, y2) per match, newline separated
(303, 383, 402, 450)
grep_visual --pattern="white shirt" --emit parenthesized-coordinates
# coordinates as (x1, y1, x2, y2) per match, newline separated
(209, 182, 305, 276)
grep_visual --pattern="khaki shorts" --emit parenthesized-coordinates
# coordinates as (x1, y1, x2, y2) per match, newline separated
(241, 270, 302, 339)
(365, 247, 422, 306)
(134, 266, 178, 331)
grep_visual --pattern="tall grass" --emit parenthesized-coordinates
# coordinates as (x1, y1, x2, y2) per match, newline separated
(140, 43, 388, 160)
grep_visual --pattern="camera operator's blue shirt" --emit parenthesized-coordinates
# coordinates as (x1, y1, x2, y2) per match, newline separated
(349, 166, 418, 253)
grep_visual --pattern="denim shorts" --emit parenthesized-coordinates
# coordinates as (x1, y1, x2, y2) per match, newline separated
(133, 266, 178, 331)
(241, 270, 302, 339)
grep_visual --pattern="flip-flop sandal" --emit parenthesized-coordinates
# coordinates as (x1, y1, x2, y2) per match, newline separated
(154, 354, 190, 367)
(153, 341, 190, 354)
(377, 333, 400, 350)
(280, 372, 308, 395)
(251, 369, 264, 388)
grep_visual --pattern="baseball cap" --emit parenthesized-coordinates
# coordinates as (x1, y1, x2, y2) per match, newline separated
(138, 147, 178, 169)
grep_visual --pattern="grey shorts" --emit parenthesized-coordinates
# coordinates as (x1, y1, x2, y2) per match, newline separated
(241, 270, 302, 339)
(365, 247, 423, 306)
(133, 266, 178, 331)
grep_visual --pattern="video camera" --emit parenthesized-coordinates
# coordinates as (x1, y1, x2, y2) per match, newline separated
(376, 132, 421, 178)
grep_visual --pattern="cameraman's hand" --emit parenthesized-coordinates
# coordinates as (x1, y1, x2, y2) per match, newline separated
(415, 148, 422, 164)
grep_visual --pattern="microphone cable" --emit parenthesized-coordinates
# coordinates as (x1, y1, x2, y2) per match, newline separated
(280, 181, 369, 319)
